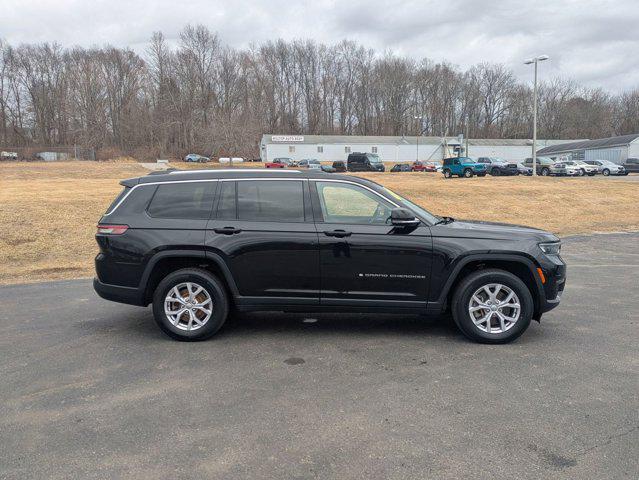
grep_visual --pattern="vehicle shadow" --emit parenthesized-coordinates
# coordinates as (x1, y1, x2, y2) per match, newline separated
(220, 311, 465, 341)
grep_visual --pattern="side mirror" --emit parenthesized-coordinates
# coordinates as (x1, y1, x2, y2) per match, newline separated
(390, 208, 420, 227)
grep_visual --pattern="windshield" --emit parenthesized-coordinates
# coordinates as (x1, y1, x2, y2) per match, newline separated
(383, 187, 440, 225)
(368, 154, 382, 163)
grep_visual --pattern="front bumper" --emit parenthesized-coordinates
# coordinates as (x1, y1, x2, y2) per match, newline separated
(537, 255, 567, 314)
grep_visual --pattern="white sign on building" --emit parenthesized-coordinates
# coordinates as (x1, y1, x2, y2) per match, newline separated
(271, 135, 304, 142)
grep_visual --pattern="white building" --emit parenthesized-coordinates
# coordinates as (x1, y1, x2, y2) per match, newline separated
(536, 134, 639, 164)
(259, 134, 579, 164)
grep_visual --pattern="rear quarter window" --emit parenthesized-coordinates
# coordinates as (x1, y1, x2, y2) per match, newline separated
(105, 187, 130, 214)
(147, 182, 216, 219)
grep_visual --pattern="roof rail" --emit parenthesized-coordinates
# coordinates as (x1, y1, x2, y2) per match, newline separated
(168, 168, 301, 174)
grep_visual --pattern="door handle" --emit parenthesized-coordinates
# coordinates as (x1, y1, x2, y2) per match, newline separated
(213, 227, 242, 235)
(324, 229, 352, 238)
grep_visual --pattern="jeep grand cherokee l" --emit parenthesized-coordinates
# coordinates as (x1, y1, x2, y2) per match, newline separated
(94, 169, 566, 344)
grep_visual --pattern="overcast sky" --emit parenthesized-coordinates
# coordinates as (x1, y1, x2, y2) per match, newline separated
(3, 0, 638, 92)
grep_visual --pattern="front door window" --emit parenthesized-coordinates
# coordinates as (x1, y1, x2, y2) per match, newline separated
(315, 181, 393, 225)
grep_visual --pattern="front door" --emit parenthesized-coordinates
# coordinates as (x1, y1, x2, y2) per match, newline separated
(310, 180, 432, 309)
(206, 179, 320, 305)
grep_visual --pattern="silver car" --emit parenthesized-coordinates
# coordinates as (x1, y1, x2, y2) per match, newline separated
(561, 160, 598, 176)
(584, 159, 627, 176)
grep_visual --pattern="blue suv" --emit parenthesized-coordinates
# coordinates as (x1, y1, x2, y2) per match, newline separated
(442, 157, 487, 178)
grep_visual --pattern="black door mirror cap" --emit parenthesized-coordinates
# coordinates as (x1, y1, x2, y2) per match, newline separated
(390, 208, 420, 227)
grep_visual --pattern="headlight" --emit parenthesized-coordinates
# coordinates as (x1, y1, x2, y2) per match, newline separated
(539, 242, 561, 255)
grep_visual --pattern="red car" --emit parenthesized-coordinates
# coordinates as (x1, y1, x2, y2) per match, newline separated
(411, 161, 437, 172)
(265, 157, 293, 168)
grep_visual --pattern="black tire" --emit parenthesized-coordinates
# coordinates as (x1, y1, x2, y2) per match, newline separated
(443, 169, 452, 178)
(578, 169, 585, 177)
(463, 168, 474, 178)
(602, 168, 610, 176)
(490, 168, 500, 176)
(451, 269, 534, 344)
(540, 168, 550, 176)
(152, 268, 229, 341)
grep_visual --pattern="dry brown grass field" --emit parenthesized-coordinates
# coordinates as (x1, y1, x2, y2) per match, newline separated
(1, 160, 638, 285)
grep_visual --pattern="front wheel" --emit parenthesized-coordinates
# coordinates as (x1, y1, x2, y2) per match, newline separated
(152, 268, 229, 341)
(540, 168, 550, 176)
(602, 169, 610, 176)
(451, 269, 533, 344)
(463, 168, 474, 178)
(578, 169, 585, 176)
(443, 169, 452, 178)
(490, 168, 500, 176)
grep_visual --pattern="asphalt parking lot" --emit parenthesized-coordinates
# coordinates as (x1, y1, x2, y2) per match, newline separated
(1, 233, 638, 479)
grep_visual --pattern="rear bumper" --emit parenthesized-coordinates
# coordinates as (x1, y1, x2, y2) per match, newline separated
(93, 277, 146, 307)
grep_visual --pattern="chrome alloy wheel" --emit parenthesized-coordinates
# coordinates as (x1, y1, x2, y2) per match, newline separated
(164, 282, 213, 331)
(468, 283, 521, 334)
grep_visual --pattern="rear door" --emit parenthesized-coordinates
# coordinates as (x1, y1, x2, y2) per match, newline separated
(205, 178, 320, 305)
(310, 180, 432, 308)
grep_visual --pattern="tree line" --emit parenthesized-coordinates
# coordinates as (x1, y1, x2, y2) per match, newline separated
(1, 25, 638, 159)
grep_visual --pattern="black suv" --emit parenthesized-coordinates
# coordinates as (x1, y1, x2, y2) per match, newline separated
(95, 169, 566, 343)
(346, 152, 385, 172)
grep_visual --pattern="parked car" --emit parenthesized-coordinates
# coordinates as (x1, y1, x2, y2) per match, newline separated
(550, 162, 580, 176)
(584, 159, 627, 176)
(332, 161, 346, 172)
(265, 157, 293, 168)
(391, 163, 411, 172)
(442, 157, 487, 178)
(1, 151, 18, 159)
(560, 160, 597, 176)
(346, 152, 385, 172)
(622, 157, 639, 173)
(95, 168, 565, 344)
(298, 159, 321, 169)
(184, 153, 210, 163)
(521, 157, 555, 176)
(320, 165, 336, 173)
(476, 157, 519, 176)
(517, 163, 533, 176)
(410, 161, 437, 172)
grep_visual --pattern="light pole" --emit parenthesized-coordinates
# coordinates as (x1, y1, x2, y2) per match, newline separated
(524, 54, 549, 176)
(414, 115, 423, 162)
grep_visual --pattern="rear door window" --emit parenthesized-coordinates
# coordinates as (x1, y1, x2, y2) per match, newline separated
(237, 180, 305, 222)
(147, 182, 216, 219)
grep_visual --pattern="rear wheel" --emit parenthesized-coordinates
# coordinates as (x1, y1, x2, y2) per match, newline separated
(152, 268, 229, 341)
(443, 169, 452, 178)
(451, 269, 533, 344)
(463, 168, 474, 178)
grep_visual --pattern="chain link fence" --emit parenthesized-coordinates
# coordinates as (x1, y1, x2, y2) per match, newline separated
(0, 146, 96, 161)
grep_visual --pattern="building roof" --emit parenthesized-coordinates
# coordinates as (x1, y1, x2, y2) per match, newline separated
(261, 134, 580, 147)
(537, 134, 639, 155)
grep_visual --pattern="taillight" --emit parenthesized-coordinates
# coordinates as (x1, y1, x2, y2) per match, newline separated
(97, 224, 128, 235)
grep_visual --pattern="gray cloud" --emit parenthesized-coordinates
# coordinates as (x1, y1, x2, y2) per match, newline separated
(2, 0, 638, 91)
